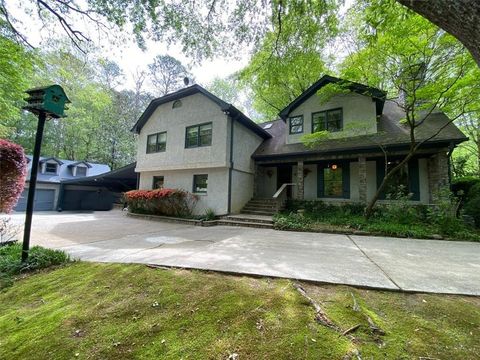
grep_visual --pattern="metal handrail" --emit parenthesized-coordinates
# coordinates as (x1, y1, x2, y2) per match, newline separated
(272, 183, 296, 211)
(273, 183, 296, 199)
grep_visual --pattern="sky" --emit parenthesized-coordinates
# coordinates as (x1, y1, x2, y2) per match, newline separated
(6, 0, 353, 97)
(6, 1, 251, 92)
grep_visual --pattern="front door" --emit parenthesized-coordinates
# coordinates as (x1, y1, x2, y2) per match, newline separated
(277, 165, 293, 198)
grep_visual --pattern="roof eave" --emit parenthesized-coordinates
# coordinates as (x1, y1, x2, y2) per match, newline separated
(252, 137, 467, 160)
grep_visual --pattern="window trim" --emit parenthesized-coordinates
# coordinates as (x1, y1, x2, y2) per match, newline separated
(185, 122, 213, 148)
(146, 131, 167, 154)
(44, 162, 58, 174)
(172, 100, 182, 109)
(152, 175, 165, 189)
(75, 166, 87, 177)
(311, 107, 343, 133)
(288, 115, 304, 134)
(317, 161, 350, 199)
(192, 174, 208, 194)
(376, 158, 420, 201)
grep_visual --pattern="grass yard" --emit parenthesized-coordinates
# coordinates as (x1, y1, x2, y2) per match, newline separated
(1, 262, 479, 359)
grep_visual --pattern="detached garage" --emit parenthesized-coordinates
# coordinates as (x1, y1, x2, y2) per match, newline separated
(15, 188, 56, 211)
(58, 163, 137, 211)
(14, 156, 111, 213)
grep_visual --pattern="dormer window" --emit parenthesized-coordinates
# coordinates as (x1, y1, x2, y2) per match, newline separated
(172, 100, 182, 109)
(75, 166, 87, 177)
(45, 162, 58, 174)
(68, 161, 92, 176)
(312, 108, 343, 133)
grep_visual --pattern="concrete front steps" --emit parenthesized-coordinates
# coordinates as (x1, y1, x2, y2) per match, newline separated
(240, 198, 283, 216)
(217, 214, 274, 229)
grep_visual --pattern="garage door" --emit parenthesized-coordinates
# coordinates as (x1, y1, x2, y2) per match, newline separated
(14, 189, 55, 211)
(61, 189, 114, 211)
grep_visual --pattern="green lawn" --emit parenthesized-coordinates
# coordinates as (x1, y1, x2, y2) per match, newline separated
(1, 262, 479, 359)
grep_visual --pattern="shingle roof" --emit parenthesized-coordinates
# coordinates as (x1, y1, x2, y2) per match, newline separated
(131, 84, 271, 139)
(279, 75, 387, 120)
(253, 100, 467, 160)
(26, 156, 110, 183)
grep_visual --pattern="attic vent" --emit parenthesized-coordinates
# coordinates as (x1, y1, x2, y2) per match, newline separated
(172, 100, 182, 109)
(263, 123, 273, 129)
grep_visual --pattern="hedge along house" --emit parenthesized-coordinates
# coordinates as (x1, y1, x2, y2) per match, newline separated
(133, 76, 467, 216)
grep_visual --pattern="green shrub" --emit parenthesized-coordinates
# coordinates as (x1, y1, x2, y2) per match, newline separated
(380, 186, 418, 224)
(464, 183, 480, 228)
(0, 243, 71, 288)
(426, 188, 465, 235)
(451, 176, 480, 197)
(204, 208, 216, 221)
(274, 212, 312, 230)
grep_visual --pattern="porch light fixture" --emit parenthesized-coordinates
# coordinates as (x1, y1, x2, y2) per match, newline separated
(331, 164, 338, 170)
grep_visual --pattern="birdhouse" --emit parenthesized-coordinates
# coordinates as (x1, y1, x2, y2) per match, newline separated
(23, 85, 70, 118)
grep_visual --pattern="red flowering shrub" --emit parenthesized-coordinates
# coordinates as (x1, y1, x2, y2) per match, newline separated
(0, 139, 27, 213)
(124, 188, 198, 217)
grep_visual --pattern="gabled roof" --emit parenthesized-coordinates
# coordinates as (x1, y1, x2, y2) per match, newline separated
(26, 156, 110, 183)
(254, 100, 467, 160)
(39, 157, 64, 165)
(279, 75, 387, 120)
(67, 161, 92, 168)
(131, 84, 271, 139)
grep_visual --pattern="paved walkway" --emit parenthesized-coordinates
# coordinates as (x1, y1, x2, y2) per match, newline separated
(10, 210, 480, 296)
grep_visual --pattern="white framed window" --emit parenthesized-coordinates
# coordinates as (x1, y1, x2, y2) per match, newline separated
(45, 162, 58, 174)
(76, 166, 87, 177)
(193, 174, 208, 194)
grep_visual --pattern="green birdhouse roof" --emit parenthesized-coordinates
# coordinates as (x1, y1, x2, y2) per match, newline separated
(25, 85, 71, 103)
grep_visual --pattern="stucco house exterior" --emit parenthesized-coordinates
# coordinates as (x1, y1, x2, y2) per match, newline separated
(132, 75, 467, 216)
(15, 156, 110, 211)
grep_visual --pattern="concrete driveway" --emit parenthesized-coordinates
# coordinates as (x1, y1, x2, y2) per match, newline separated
(10, 210, 480, 296)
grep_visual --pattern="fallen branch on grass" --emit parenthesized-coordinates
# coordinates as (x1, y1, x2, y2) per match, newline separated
(367, 315, 386, 336)
(342, 324, 361, 336)
(293, 283, 341, 331)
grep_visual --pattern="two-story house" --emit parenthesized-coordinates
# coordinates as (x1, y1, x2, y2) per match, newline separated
(132, 86, 271, 215)
(132, 75, 467, 216)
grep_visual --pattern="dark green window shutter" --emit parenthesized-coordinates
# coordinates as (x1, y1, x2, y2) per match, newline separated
(342, 162, 350, 199)
(376, 159, 386, 200)
(317, 165, 325, 198)
(408, 159, 420, 200)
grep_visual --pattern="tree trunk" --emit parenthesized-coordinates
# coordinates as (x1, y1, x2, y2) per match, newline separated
(397, 0, 480, 67)
(477, 140, 480, 177)
(364, 151, 415, 219)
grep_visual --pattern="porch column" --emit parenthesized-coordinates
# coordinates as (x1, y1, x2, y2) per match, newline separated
(358, 156, 367, 203)
(428, 151, 449, 203)
(297, 161, 304, 200)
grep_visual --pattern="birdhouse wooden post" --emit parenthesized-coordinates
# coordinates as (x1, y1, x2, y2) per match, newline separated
(21, 85, 70, 262)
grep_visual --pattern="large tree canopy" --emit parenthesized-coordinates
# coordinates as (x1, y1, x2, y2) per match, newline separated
(398, 0, 480, 67)
(1, 0, 479, 67)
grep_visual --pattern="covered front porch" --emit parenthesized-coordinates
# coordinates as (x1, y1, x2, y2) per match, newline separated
(253, 149, 450, 206)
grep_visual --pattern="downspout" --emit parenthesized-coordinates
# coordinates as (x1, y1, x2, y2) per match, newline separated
(227, 115, 235, 214)
(447, 142, 455, 187)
